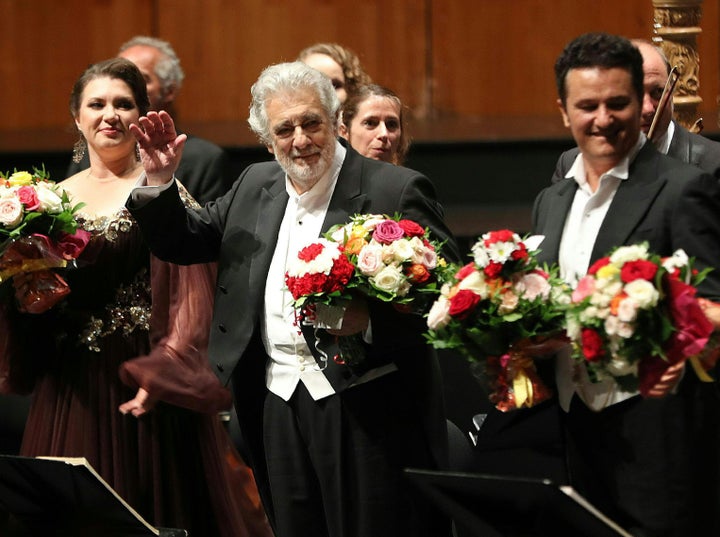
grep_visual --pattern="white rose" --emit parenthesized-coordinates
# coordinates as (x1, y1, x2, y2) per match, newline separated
(0, 197, 23, 228)
(370, 264, 406, 295)
(610, 244, 649, 265)
(457, 270, 489, 299)
(604, 314, 620, 336)
(35, 183, 64, 213)
(579, 305, 599, 323)
(623, 279, 659, 308)
(616, 297, 638, 323)
(0, 186, 17, 200)
(427, 295, 451, 330)
(616, 321, 635, 339)
(388, 238, 415, 263)
(357, 243, 384, 276)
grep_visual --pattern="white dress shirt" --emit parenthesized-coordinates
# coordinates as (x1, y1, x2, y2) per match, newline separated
(262, 141, 346, 402)
(556, 134, 646, 411)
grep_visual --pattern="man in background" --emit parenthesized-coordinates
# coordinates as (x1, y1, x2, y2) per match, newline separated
(68, 36, 233, 204)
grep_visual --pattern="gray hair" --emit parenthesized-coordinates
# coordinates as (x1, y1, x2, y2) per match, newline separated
(248, 61, 340, 144)
(118, 35, 185, 93)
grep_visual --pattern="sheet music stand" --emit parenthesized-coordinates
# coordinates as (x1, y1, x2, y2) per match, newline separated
(0, 455, 186, 537)
(404, 469, 634, 537)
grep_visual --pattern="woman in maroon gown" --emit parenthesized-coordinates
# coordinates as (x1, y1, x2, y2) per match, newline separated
(0, 58, 271, 537)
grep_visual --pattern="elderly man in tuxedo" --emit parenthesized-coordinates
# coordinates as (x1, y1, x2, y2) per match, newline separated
(534, 32, 720, 537)
(552, 38, 720, 182)
(126, 61, 458, 537)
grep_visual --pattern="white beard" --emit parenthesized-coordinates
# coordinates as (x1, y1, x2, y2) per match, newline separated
(274, 141, 335, 191)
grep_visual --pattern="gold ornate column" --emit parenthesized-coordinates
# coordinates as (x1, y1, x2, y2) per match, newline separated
(652, 0, 703, 130)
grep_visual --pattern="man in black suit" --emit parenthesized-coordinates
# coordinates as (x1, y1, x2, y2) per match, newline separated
(552, 38, 720, 182)
(126, 61, 458, 537)
(67, 36, 233, 204)
(535, 33, 720, 537)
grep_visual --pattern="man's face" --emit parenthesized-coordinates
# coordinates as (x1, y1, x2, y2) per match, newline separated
(266, 88, 336, 193)
(559, 67, 641, 171)
(637, 43, 673, 138)
(119, 45, 169, 111)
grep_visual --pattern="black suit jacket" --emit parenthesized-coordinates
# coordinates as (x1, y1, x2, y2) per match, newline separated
(538, 141, 720, 300)
(128, 143, 459, 477)
(667, 121, 720, 179)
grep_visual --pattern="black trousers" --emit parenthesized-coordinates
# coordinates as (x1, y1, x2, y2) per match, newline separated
(564, 382, 720, 537)
(262, 373, 450, 537)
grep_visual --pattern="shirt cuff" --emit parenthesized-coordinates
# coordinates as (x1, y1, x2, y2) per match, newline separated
(130, 172, 175, 205)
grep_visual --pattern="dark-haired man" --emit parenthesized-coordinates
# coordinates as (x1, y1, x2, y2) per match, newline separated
(535, 32, 720, 537)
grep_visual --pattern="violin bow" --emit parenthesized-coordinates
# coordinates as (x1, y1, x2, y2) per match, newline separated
(648, 65, 679, 142)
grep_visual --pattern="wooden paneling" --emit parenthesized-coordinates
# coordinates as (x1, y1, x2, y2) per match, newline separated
(157, 0, 427, 129)
(1, 0, 718, 151)
(1, 0, 152, 132)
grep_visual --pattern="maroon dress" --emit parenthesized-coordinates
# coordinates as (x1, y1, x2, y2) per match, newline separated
(0, 203, 272, 537)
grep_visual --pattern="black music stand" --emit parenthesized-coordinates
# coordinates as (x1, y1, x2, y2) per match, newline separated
(0, 455, 186, 537)
(405, 469, 634, 537)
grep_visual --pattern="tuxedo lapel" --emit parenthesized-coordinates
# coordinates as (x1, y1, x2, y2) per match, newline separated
(536, 180, 576, 264)
(322, 147, 368, 232)
(248, 173, 289, 294)
(591, 143, 667, 261)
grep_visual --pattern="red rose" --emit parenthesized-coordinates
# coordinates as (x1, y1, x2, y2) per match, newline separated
(511, 245, 528, 261)
(16, 186, 41, 211)
(587, 257, 611, 275)
(581, 328, 606, 362)
(298, 242, 325, 262)
(483, 261, 503, 279)
(455, 262, 476, 280)
(620, 259, 658, 283)
(448, 289, 481, 319)
(398, 219, 425, 238)
(405, 263, 431, 284)
(56, 229, 91, 260)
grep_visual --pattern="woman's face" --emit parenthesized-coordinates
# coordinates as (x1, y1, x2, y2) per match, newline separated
(302, 53, 348, 103)
(341, 95, 402, 164)
(75, 76, 141, 157)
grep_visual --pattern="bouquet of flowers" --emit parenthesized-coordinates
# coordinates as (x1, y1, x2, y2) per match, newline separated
(325, 213, 447, 309)
(565, 243, 714, 396)
(284, 213, 448, 371)
(426, 230, 569, 411)
(0, 167, 89, 313)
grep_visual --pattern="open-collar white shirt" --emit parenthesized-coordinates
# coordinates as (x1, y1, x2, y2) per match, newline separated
(262, 140, 346, 402)
(556, 134, 646, 411)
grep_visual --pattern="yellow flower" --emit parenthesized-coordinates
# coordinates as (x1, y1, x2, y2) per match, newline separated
(7, 171, 34, 186)
(350, 225, 367, 239)
(597, 264, 620, 280)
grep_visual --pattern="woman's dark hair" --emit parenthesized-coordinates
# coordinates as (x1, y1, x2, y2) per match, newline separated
(69, 57, 150, 117)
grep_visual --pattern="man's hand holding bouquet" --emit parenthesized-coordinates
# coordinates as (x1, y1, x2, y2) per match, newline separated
(0, 167, 90, 313)
(565, 244, 715, 397)
(426, 230, 569, 411)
